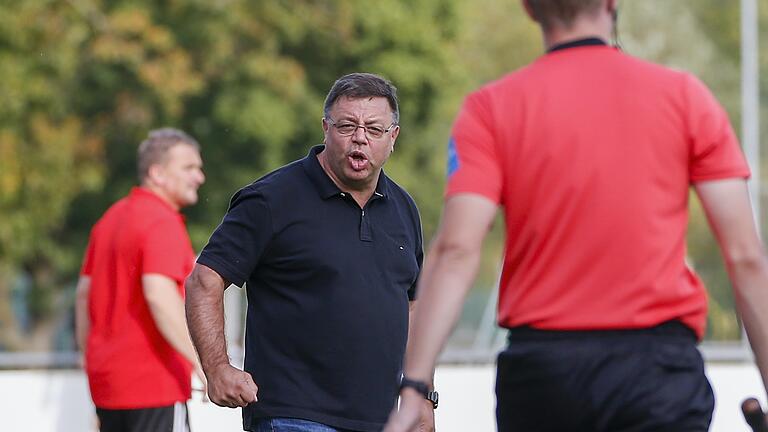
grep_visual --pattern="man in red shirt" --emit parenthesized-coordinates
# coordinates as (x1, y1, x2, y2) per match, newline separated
(76, 128, 206, 432)
(386, 1, 768, 431)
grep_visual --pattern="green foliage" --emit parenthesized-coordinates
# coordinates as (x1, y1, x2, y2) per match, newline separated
(0, 0, 761, 351)
(0, 0, 467, 351)
(0, 0, 106, 348)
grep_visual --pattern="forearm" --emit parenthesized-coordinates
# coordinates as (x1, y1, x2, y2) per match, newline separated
(729, 257, 768, 398)
(185, 265, 230, 373)
(74, 277, 91, 354)
(148, 294, 200, 368)
(408, 302, 435, 387)
(694, 180, 768, 398)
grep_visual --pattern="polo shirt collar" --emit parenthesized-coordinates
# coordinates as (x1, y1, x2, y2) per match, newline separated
(547, 37, 607, 53)
(130, 186, 184, 218)
(301, 145, 391, 200)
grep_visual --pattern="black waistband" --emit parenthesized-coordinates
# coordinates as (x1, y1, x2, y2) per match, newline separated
(506, 320, 697, 343)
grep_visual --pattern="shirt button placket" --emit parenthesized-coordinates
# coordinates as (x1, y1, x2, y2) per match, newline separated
(360, 208, 373, 242)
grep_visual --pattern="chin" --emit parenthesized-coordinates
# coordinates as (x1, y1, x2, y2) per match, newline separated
(180, 194, 198, 207)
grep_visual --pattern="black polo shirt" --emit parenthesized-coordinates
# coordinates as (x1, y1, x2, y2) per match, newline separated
(197, 145, 423, 432)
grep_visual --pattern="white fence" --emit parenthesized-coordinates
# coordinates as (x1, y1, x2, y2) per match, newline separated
(1, 362, 765, 432)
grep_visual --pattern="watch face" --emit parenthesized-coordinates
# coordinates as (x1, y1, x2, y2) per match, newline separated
(427, 391, 439, 409)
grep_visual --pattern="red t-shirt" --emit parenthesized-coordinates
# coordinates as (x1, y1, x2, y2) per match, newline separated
(447, 45, 750, 339)
(81, 187, 195, 408)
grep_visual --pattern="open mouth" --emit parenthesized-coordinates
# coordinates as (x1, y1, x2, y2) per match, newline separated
(348, 150, 369, 171)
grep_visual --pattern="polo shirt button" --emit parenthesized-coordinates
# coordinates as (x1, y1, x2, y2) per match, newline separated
(340, 192, 346, 197)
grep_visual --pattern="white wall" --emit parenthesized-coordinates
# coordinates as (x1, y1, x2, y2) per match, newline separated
(1, 363, 765, 431)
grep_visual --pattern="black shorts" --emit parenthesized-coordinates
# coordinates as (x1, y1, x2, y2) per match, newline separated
(96, 402, 190, 432)
(495, 321, 714, 432)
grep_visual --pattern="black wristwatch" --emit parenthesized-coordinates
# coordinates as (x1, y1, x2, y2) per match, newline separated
(400, 376, 439, 409)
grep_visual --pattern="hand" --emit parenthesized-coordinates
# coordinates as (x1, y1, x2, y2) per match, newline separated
(417, 397, 435, 432)
(383, 389, 433, 432)
(204, 363, 259, 408)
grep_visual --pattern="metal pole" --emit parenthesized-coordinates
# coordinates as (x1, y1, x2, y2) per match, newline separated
(742, 0, 760, 229)
(741, 0, 760, 354)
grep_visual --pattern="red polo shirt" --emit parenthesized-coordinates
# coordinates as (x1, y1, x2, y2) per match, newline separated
(81, 187, 195, 408)
(446, 45, 750, 339)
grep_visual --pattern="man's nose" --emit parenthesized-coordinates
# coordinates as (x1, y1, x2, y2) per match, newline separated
(351, 125, 369, 144)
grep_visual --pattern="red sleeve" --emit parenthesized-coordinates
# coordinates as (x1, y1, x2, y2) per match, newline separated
(80, 236, 95, 276)
(142, 218, 194, 285)
(685, 73, 751, 182)
(445, 90, 503, 204)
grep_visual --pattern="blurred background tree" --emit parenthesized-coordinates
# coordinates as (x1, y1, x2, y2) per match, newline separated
(0, 0, 468, 353)
(0, 0, 764, 355)
(0, 0, 106, 349)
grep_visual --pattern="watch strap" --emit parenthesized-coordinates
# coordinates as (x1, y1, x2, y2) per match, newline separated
(400, 377, 438, 409)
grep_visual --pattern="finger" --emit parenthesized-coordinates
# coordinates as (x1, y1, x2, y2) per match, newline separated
(240, 387, 258, 404)
(229, 384, 257, 406)
(227, 395, 248, 408)
(244, 373, 259, 391)
(241, 374, 259, 403)
(210, 388, 246, 408)
(211, 397, 235, 408)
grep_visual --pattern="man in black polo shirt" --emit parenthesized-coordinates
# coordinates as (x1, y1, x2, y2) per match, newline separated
(185, 73, 434, 432)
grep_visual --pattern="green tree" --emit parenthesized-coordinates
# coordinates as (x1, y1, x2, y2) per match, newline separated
(1, 0, 759, 354)
(0, 0, 467, 352)
(0, 0, 105, 349)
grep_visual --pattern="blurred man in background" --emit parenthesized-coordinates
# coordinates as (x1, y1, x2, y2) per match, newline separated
(185, 73, 434, 432)
(386, 0, 768, 431)
(76, 128, 206, 432)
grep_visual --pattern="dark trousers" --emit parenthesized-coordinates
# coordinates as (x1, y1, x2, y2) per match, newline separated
(96, 402, 189, 432)
(495, 322, 714, 432)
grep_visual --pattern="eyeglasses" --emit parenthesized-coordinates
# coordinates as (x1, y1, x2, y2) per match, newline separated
(326, 117, 397, 140)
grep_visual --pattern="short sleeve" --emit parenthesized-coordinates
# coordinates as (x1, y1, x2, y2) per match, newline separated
(445, 90, 503, 203)
(407, 202, 424, 301)
(685, 73, 751, 182)
(197, 186, 273, 287)
(80, 235, 95, 276)
(142, 218, 193, 284)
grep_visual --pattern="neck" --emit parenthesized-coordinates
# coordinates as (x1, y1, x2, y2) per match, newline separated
(141, 183, 180, 211)
(541, 17, 612, 50)
(316, 152, 378, 208)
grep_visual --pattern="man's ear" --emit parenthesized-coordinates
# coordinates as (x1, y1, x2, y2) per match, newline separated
(146, 163, 165, 186)
(321, 117, 330, 144)
(390, 124, 400, 142)
(522, 0, 537, 22)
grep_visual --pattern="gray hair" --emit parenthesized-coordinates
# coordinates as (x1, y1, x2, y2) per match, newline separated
(323, 73, 399, 124)
(137, 128, 200, 181)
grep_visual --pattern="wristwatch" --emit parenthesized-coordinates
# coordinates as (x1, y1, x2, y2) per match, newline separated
(400, 376, 439, 409)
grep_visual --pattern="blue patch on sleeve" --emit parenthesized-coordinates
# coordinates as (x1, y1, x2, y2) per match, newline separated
(447, 137, 459, 178)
